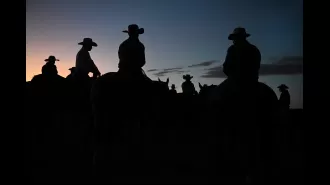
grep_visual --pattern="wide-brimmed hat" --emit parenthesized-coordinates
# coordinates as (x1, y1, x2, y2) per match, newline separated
(78, 38, 98, 47)
(122, 24, 144, 35)
(228, 27, 251, 40)
(278, 84, 289, 89)
(45, 55, 59, 62)
(183, 74, 193, 80)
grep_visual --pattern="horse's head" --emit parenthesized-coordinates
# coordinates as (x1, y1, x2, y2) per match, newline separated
(155, 77, 169, 92)
(199, 83, 218, 97)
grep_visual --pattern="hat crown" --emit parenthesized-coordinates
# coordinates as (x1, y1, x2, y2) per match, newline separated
(83, 38, 93, 43)
(233, 27, 247, 35)
(48, 55, 56, 60)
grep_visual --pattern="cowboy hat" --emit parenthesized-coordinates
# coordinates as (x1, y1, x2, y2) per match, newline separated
(78, 38, 98, 47)
(228, 27, 251, 40)
(278, 84, 289, 89)
(183, 74, 193, 80)
(45, 55, 59, 62)
(122, 24, 144, 35)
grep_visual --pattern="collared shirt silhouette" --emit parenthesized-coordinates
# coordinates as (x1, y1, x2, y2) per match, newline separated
(278, 84, 290, 110)
(182, 74, 197, 95)
(223, 27, 261, 83)
(42, 55, 59, 76)
(76, 38, 101, 78)
(118, 24, 148, 79)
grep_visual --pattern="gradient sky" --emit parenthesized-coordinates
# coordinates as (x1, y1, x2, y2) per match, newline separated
(26, 0, 303, 108)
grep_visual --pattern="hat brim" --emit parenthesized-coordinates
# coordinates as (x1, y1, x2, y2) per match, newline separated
(228, 33, 250, 40)
(122, 28, 144, 34)
(45, 59, 59, 61)
(78, 42, 98, 47)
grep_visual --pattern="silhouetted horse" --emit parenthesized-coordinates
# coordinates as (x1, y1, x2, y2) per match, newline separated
(25, 73, 73, 183)
(206, 78, 279, 183)
(91, 72, 175, 183)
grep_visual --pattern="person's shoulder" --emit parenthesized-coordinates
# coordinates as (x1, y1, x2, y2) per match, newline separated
(227, 45, 235, 51)
(31, 74, 43, 81)
(120, 39, 130, 46)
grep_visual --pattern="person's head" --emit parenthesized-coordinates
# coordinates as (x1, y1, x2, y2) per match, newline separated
(69, 67, 76, 74)
(78, 38, 97, 51)
(228, 27, 250, 45)
(44, 55, 59, 64)
(123, 24, 144, 39)
(171, 84, 176, 90)
(183, 74, 193, 82)
(278, 84, 289, 93)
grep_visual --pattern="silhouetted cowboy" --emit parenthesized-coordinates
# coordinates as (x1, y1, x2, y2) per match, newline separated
(182, 74, 197, 95)
(118, 24, 151, 81)
(278, 84, 290, 110)
(170, 84, 177, 94)
(42, 55, 59, 76)
(66, 67, 76, 79)
(75, 38, 101, 80)
(223, 27, 261, 84)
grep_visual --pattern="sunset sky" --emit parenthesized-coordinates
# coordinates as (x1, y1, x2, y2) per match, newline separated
(26, 0, 303, 108)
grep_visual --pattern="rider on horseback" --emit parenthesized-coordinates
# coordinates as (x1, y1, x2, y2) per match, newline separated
(75, 38, 101, 81)
(42, 55, 59, 76)
(118, 24, 151, 81)
(223, 27, 261, 86)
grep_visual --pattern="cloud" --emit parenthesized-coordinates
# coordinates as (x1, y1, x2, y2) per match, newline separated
(188, 60, 218, 68)
(146, 69, 158, 72)
(200, 66, 226, 78)
(152, 67, 187, 77)
(201, 56, 303, 78)
(163, 67, 183, 71)
(275, 56, 303, 65)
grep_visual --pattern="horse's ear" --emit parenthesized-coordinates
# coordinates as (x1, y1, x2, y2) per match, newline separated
(158, 78, 161, 82)
(166, 78, 169, 84)
(199, 83, 202, 89)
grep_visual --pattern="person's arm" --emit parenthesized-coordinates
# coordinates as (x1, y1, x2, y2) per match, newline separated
(91, 60, 101, 76)
(87, 52, 101, 76)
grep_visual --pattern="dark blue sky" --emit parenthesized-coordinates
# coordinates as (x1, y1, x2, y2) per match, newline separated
(26, 0, 303, 108)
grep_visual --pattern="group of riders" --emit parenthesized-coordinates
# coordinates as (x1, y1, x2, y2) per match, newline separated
(31, 24, 290, 110)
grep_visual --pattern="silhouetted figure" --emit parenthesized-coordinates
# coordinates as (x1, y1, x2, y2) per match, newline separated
(170, 84, 177, 94)
(75, 38, 101, 81)
(181, 74, 197, 95)
(118, 24, 151, 81)
(66, 67, 76, 79)
(278, 84, 290, 110)
(223, 27, 261, 86)
(42, 55, 59, 76)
